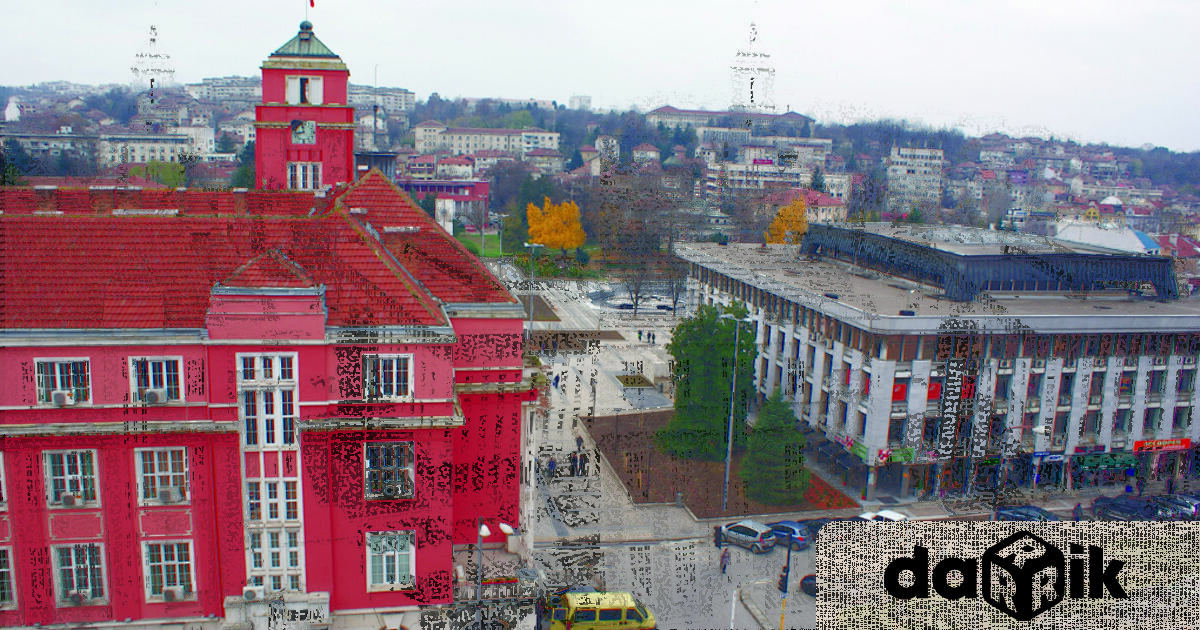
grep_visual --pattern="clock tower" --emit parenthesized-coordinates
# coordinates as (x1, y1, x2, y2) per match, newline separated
(255, 21, 355, 190)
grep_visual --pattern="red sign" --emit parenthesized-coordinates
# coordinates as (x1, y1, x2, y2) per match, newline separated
(1133, 438, 1191, 452)
(752, 158, 774, 165)
(892, 383, 907, 402)
(928, 382, 942, 400)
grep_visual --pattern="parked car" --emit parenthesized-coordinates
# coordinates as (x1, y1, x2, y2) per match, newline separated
(767, 521, 811, 551)
(799, 574, 817, 597)
(993, 505, 1061, 521)
(1092, 496, 1173, 521)
(1161, 493, 1200, 519)
(859, 510, 908, 521)
(616, 303, 634, 310)
(797, 516, 867, 538)
(655, 304, 674, 311)
(1147, 495, 1196, 520)
(718, 519, 776, 553)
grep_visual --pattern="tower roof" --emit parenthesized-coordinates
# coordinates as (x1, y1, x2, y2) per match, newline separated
(271, 21, 340, 59)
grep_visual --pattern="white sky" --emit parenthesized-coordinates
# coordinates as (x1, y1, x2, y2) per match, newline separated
(3, 0, 1199, 151)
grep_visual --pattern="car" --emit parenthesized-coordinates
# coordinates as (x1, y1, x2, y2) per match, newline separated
(1092, 495, 1173, 521)
(655, 304, 674, 311)
(1147, 495, 1196, 520)
(718, 519, 776, 553)
(798, 516, 867, 537)
(858, 510, 909, 521)
(993, 505, 1061, 521)
(799, 574, 817, 597)
(616, 303, 634, 310)
(766, 521, 811, 551)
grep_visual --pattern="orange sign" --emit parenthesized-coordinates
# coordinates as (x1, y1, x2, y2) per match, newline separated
(1133, 438, 1191, 452)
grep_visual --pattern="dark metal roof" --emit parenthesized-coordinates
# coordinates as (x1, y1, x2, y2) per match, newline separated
(271, 21, 340, 58)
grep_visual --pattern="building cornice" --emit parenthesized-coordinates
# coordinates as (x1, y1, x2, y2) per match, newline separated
(444, 302, 526, 319)
(0, 420, 236, 437)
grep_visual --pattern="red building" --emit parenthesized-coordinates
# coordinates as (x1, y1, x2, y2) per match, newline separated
(0, 173, 532, 629)
(255, 21, 356, 191)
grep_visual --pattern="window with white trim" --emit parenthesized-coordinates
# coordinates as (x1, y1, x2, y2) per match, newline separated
(0, 547, 14, 607)
(136, 448, 188, 504)
(130, 357, 183, 402)
(285, 76, 323, 105)
(287, 162, 321, 190)
(366, 531, 415, 590)
(246, 527, 303, 592)
(45, 450, 99, 507)
(36, 359, 91, 404)
(363, 355, 413, 401)
(53, 543, 106, 603)
(0, 452, 6, 510)
(143, 541, 194, 600)
(364, 442, 415, 500)
(238, 354, 298, 449)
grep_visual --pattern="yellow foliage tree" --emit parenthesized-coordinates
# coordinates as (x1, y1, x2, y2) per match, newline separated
(764, 197, 809, 244)
(527, 196, 587, 253)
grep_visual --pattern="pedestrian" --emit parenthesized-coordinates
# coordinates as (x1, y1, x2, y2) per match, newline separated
(1136, 476, 1146, 497)
(535, 456, 542, 479)
(650, 332, 655, 344)
(1073, 502, 1083, 522)
(576, 435, 584, 452)
(638, 330, 643, 341)
(569, 451, 578, 476)
(719, 548, 731, 574)
(714, 526, 723, 549)
(547, 457, 557, 480)
(1167, 476, 1176, 495)
(578, 452, 589, 477)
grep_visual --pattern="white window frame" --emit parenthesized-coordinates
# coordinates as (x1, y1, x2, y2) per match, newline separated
(287, 162, 322, 191)
(364, 442, 415, 500)
(34, 357, 92, 405)
(44, 450, 100, 508)
(129, 356, 184, 403)
(237, 353, 299, 450)
(362, 354, 414, 402)
(52, 542, 107, 605)
(142, 540, 196, 602)
(365, 531, 416, 591)
(285, 76, 323, 105)
(246, 526, 305, 593)
(0, 546, 15, 609)
(0, 452, 6, 511)
(134, 448, 189, 505)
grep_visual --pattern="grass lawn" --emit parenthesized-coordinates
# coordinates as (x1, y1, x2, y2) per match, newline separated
(455, 233, 505, 257)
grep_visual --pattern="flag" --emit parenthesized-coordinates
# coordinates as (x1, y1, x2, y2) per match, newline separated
(310, 0, 315, 6)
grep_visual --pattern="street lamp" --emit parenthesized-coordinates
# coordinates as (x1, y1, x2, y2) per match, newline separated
(523, 242, 544, 345)
(719, 313, 754, 512)
(476, 518, 515, 630)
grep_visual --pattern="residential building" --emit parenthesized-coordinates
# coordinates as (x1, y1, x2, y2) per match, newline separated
(413, 122, 559, 158)
(645, 105, 811, 132)
(348, 84, 416, 114)
(254, 21, 356, 191)
(677, 225, 1199, 501)
(97, 132, 190, 166)
(631, 144, 660, 163)
(392, 178, 490, 234)
(568, 95, 591, 111)
(0, 172, 530, 629)
(526, 148, 565, 174)
(886, 147, 944, 210)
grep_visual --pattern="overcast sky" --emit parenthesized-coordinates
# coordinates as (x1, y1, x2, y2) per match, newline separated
(4, 0, 1199, 151)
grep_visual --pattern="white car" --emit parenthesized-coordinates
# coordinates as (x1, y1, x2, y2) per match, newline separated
(859, 510, 909, 521)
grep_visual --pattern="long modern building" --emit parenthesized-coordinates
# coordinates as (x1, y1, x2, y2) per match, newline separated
(677, 224, 1200, 500)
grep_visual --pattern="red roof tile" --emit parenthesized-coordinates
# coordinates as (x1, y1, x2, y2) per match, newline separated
(223, 249, 317, 288)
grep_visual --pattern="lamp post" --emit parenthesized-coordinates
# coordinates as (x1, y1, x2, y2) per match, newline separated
(719, 313, 753, 512)
(476, 518, 515, 630)
(523, 242, 543, 346)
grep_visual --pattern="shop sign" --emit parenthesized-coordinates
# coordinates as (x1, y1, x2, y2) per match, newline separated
(1032, 451, 1050, 457)
(1044, 454, 1065, 462)
(980, 458, 1000, 465)
(1073, 445, 1105, 454)
(851, 440, 868, 460)
(888, 447, 916, 463)
(1133, 438, 1191, 452)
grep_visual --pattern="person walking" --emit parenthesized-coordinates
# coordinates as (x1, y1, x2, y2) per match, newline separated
(1073, 502, 1083, 522)
(578, 452, 589, 477)
(638, 330, 643, 341)
(535, 456, 542, 480)
(576, 435, 584, 452)
(1136, 476, 1146, 496)
(547, 457, 557, 480)
(569, 451, 578, 477)
(1167, 475, 1176, 495)
(719, 548, 731, 574)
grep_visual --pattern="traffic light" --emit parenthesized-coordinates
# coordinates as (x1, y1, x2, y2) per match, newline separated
(777, 566, 790, 594)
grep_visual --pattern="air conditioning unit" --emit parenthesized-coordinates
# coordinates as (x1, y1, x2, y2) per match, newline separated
(69, 591, 85, 605)
(158, 487, 184, 503)
(383, 484, 401, 498)
(143, 388, 169, 404)
(1033, 359, 1046, 369)
(1090, 395, 1102, 405)
(1153, 357, 1168, 367)
(243, 586, 265, 601)
(61, 494, 79, 507)
(998, 359, 1014, 370)
(162, 588, 177, 602)
(52, 390, 76, 406)
(1184, 356, 1197, 366)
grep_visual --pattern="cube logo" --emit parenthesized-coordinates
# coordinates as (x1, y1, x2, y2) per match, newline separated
(884, 530, 1126, 621)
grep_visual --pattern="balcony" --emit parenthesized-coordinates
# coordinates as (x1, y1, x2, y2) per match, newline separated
(1177, 392, 1194, 405)
(994, 398, 1009, 413)
(1025, 399, 1040, 412)
(1051, 434, 1066, 449)
(1118, 394, 1133, 407)
(890, 403, 908, 417)
(1058, 396, 1072, 408)
(1146, 392, 1164, 406)
(1088, 395, 1102, 407)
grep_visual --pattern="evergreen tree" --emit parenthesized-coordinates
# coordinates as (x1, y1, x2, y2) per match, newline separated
(739, 389, 810, 505)
(655, 304, 756, 461)
(810, 167, 826, 194)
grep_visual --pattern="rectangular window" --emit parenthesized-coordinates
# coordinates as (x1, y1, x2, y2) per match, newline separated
(45, 450, 99, 506)
(54, 543, 105, 602)
(249, 533, 263, 568)
(36, 359, 91, 404)
(130, 357, 182, 402)
(266, 482, 279, 520)
(282, 390, 296, 444)
(364, 442, 415, 500)
(366, 531, 415, 589)
(238, 353, 299, 449)
(144, 541, 193, 598)
(246, 526, 302, 592)
(363, 355, 412, 400)
(0, 548, 12, 606)
(244, 391, 258, 445)
(285, 481, 298, 520)
(137, 448, 188, 503)
(247, 482, 261, 521)
(0, 452, 6, 509)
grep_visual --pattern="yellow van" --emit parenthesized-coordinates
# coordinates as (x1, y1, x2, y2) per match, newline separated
(539, 590, 656, 630)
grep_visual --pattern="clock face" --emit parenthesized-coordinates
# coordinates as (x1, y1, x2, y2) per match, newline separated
(291, 120, 316, 145)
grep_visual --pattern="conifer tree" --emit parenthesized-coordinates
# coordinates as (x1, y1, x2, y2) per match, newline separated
(740, 389, 810, 505)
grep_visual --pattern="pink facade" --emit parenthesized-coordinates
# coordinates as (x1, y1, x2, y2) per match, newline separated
(0, 170, 530, 627)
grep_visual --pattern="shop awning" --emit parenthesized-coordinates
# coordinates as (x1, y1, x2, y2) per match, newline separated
(1074, 453, 1140, 471)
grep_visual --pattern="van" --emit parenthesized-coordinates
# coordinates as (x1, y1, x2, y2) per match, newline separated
(539, 590, 656, 630)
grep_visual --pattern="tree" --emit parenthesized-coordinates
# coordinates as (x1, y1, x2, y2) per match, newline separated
(739, 389, 810, 505)
(764, 197, 808, 244)
(216, 133, 237, 153)
(810, 167, 826, 193)
(655, 303, 757, 461)
(907, 206, 925, 224)
(526, 197, 586, 254)
(417, 192, 438, 217)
